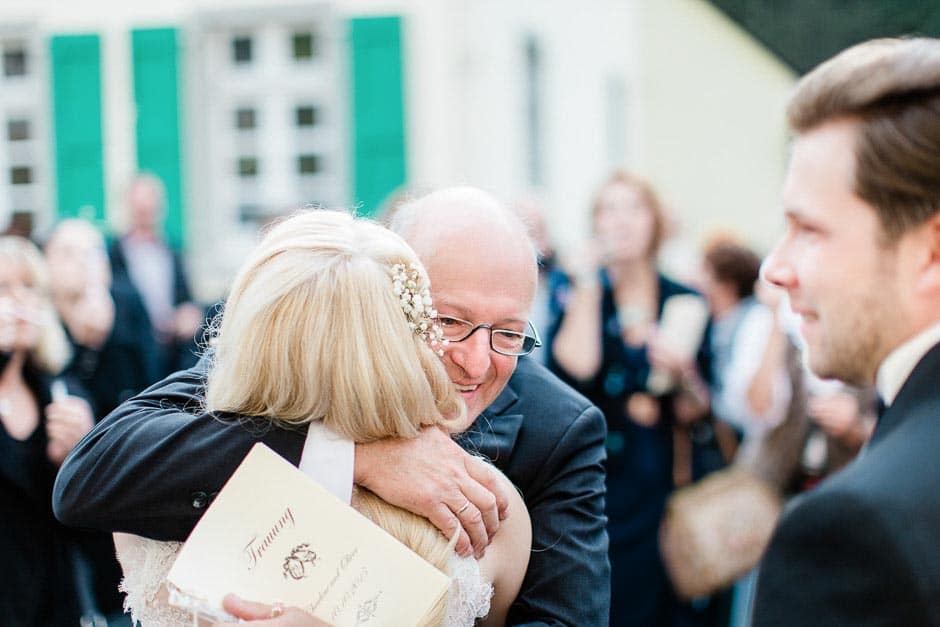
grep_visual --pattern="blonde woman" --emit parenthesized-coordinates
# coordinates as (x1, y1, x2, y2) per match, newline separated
(0, 236, 96, 625)
(115, 210, 531, 626)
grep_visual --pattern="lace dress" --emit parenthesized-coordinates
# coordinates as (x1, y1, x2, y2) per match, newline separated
(116, 535, 492, 626)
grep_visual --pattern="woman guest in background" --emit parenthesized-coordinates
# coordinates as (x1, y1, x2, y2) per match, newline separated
(115, 210, 531, 627)
(0, 235, 96, 625)
(547, 171, 723, 627)
(45, 218, 159, 419)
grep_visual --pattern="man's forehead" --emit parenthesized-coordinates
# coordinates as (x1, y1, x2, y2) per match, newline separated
(431, 289, 532, 323)
(425, 243, 536, 323)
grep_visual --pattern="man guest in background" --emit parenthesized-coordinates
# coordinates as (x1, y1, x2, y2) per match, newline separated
(755, 37, 940, 625)
(108, 174, 204, 377)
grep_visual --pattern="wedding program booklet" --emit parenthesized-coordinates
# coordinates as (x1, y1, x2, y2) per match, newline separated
(166, 443, 451, 626)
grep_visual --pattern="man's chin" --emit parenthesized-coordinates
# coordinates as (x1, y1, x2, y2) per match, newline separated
(807, 351, 870, 386)
(459, 394, 490, 426)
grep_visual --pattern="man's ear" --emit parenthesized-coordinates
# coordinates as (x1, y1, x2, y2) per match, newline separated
(912, 213, 940, 298)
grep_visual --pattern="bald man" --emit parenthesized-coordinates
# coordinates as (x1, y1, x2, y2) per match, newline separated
(54, 188, 610, 626)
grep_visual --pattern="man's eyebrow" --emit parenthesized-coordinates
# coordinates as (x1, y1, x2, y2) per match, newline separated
(435, 303, 528, 327)
(433, 298, 470, 318)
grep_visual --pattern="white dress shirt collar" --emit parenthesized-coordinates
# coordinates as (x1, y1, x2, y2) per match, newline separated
(298, 420, 355, 504)
(876, 321, 940, 406)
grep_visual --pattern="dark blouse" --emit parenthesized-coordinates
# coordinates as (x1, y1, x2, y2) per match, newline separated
(546, 270, 722, 627)
(0, 357, 82, 626)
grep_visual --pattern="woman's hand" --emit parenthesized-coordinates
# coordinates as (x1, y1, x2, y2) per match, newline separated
(211, 594, 328, 626)
(45, 395, 94, 465)
(63, 288, 115, 349)
(646, 330, 695, 380)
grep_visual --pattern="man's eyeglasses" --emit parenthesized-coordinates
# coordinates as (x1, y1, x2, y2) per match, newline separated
(435, 315, 542, 356)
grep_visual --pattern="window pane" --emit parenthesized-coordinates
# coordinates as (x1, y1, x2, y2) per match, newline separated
(10, 166, 32, 185)
(237, 157, 258, 177)
(238, 204, 263, 223)
(297, 154, 320, 175)
(235, 108, 256, 130)
(3, 48, 26, 77)
(292, 32, 315, 60)
(232, 37, 252, 64)
(7, 119, 29, 141)
(295, 106, 317, 127)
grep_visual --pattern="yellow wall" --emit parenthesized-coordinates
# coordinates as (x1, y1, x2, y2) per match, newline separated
(635, 0, 797, 257)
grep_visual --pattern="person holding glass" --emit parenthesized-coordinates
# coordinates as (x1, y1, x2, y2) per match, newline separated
(0, 235, 96, 625)
(547, 171, 722, 627)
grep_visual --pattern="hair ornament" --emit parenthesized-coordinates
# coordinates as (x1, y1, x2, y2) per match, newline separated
(390, 262, 447, 356)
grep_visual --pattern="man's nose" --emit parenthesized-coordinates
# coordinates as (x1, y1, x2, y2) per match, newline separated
(449, 328, 492, 379)
(760, 241, 797, 290)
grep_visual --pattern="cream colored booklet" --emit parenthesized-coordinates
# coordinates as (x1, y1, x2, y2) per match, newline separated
(166, 442, 450, 626)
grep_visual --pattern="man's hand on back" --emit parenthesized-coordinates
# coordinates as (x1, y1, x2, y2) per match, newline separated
(354, 426, 509, 558)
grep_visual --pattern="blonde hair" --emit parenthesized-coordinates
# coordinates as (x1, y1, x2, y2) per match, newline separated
(591, 169, 667, 257)
(206, 210, 465, 439)
(787, 37, 940, 241)
(205, 211, 465, 622)
(0, 236, 71, 374)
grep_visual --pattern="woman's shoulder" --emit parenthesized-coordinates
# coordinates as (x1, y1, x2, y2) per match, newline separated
(658, 273, 700, 299)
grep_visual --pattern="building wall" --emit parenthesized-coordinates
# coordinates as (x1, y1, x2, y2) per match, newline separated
(399, 0, 639, 251)
(0, 0, 797, 300)
(635, 0, 796, 263)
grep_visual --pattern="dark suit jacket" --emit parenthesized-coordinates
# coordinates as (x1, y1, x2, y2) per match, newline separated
(108, 237, 201, 375)
(753, 342, 940, 626)
(108, 237, 192, 310)
(54, 356, 610, 626)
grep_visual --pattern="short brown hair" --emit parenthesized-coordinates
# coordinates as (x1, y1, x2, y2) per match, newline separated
(591, 170, 667, 257)
(787, 37, 940, 241)
(704, 241, 761, 300)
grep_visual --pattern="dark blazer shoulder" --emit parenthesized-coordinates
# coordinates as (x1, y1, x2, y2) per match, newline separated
(755, 342, 940, 626)
(504, 356, 596, 419)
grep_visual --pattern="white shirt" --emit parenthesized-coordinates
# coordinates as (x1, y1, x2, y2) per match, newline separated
(299, 420, 355, 504)
(710, 301, 790, 437)
(876, 321, 940, 407)
(122, 234, 176, 332)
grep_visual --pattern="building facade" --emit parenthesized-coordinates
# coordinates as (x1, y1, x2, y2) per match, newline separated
(0, 0, 795, 300)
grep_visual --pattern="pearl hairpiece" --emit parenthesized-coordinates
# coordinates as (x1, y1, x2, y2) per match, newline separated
(390, 262, 447, 356)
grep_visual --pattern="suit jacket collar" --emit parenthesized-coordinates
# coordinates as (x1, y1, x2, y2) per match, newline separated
(870, 341, 940, 447)
(457, 372, 523, 462)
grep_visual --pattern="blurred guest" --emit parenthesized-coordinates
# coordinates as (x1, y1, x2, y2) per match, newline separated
(46, 219, 158, 417)
(46, 219, 155, 624)
(109, 173, 203, 377)
(0, 235, 94, 625)
(513, 194, 557, 365)
(700, 241, 790, 446)
(547, 170, 723, 627)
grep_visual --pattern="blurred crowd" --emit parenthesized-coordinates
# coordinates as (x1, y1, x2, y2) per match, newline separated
(1, 174, 207, 625)
(524, 170, 877, 627)
(2, 168, 876, 627)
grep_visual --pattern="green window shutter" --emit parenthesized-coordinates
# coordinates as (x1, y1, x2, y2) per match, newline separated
(50, 35, 105, 222)
(132, 27, 185, 249)
(349, 16, 407, 217)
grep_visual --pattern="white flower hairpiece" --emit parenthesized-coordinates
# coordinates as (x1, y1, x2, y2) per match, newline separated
(390, 262, 447, 356)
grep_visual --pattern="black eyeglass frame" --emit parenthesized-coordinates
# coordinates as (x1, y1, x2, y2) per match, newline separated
(435, 316, 542, 357)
